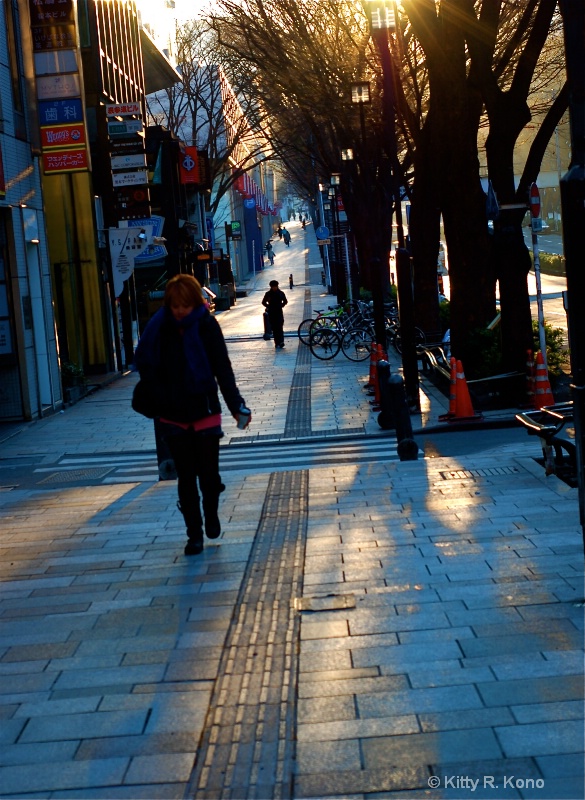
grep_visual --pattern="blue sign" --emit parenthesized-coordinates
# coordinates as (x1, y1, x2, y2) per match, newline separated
(243, 198, 256, 209)
(128, 216, 166, 263)
(316, 226, 330, 239)
(38, 98, 83, 126)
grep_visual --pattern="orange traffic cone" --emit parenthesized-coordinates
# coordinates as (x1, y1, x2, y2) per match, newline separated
(439, 357, 457, 421)
(366, 341, 377, 390)
(448, 360, 482, 422)
(534, 351, 554, 407)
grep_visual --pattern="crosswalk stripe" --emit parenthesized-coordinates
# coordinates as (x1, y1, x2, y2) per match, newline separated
(39, 435, 401, 484)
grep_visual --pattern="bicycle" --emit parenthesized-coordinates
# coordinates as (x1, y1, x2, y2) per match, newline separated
(298, 303, 348, 345)
(309, 327, 341, 360)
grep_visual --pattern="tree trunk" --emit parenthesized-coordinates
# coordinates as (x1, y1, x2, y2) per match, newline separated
(409, 125, 442, 341)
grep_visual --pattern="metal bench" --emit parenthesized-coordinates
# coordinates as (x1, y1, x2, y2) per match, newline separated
(516, 402, 576, 479)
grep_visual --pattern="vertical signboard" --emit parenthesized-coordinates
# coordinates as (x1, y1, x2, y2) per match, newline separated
(29, 0, 90, 175)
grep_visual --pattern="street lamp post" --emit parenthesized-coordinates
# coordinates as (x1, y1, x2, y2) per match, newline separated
(317, 183, 332, 290)
(365, 0, 420, 409)
(350, 79, 386, 344)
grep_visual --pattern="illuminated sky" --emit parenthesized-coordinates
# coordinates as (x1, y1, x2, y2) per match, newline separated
(174, 0, 213, 20)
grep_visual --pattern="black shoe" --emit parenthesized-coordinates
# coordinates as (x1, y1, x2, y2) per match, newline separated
(184, 539, 204, 556)
(205, 513, 221, 540)
(279, 343, 285, 348)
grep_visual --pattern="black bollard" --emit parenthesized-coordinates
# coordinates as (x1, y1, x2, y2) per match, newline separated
(388, 374, 419, 460)
(263, 311, 273, 340)
(376, 360, 395, 430)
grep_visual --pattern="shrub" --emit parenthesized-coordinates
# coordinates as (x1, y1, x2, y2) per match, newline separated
(463, 327, 503, 379)
(532, 319, 568, 376)
(529, 251, 565, 276)
(438, 298, 450, 333)
(60, 361, 86, 387)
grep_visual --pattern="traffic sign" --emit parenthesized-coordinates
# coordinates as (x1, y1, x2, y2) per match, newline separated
(531, 217, 543, 233)
(529, 183, 541, 218)
(316, 226, 329, 239)
(317, 239, 331, 245)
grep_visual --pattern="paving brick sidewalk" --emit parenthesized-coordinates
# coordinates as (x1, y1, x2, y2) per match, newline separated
(0, 220, 583, 799)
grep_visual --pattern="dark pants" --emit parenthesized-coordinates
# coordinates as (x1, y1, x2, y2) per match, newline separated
(269, 312, 285, 347)
(161, 425, 223, 536)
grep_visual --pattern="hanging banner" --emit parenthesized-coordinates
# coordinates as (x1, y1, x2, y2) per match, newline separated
(179, 147, 200, 184)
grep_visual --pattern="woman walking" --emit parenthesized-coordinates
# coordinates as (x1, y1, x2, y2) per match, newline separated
(134, 275, 250, 556)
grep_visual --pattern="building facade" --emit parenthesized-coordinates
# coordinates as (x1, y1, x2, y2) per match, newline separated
(0, 0, 62, 421)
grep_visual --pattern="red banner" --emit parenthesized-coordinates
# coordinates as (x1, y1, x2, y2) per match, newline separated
(43, 148, 89, 174)
(179, 146, 199, 184)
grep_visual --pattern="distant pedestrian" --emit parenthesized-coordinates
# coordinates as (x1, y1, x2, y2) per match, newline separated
(277, 225, 283, 240)
(301, 218, 306, 230)
(289, 274, 294, 290)
(133, 274, 250, 556)
(282, 228, 291, 247)
(265, 240, 275, 265)
(262, 280, 288, 349)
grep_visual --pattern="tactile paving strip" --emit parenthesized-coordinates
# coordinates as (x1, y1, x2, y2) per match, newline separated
(283, 290, 313, 439)
(186, 469, 308, 800)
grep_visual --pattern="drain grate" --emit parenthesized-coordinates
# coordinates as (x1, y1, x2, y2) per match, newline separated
(440, 466, 521, 480)
(37, 467, 113, 484)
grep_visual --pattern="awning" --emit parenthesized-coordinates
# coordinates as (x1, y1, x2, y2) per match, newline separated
(140, 28, 182, 94)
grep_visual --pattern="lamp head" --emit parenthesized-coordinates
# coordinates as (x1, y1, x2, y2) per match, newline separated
(351, 82, 371, 105)
(366, 0, 397, 31)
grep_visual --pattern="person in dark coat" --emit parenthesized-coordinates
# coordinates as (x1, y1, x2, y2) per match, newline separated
(134, 275, 250, 556)
(262, 280, 288, 349)
(282, 227, 291, 246)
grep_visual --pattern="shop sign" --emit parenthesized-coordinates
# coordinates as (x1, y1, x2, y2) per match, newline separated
(108, 120, 143, 137)
(38, 98, 83, 125)
(31, 23, 77, 51)
(112, 170, 148, 187)
(29, 0, 76, 26)
(111, 153, 147, 171)
(40, 122, 86, 149)
(43, 148, 89, 174)
(36, 73, 80, 100)
(106, 102, 141, 117)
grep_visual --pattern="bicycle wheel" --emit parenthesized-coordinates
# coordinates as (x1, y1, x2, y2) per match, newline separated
(309, 328, 341, 360)
(297, 318, 315, 345)
(309, 316, 333, 337)
(394, 327, 426, 354)
(341, 328, 373, 361)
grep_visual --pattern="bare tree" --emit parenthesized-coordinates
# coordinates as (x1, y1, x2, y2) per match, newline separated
(146, 18, 273, 217)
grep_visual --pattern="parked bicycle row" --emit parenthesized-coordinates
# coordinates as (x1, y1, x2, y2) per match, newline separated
(297, 299, 426, 361)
